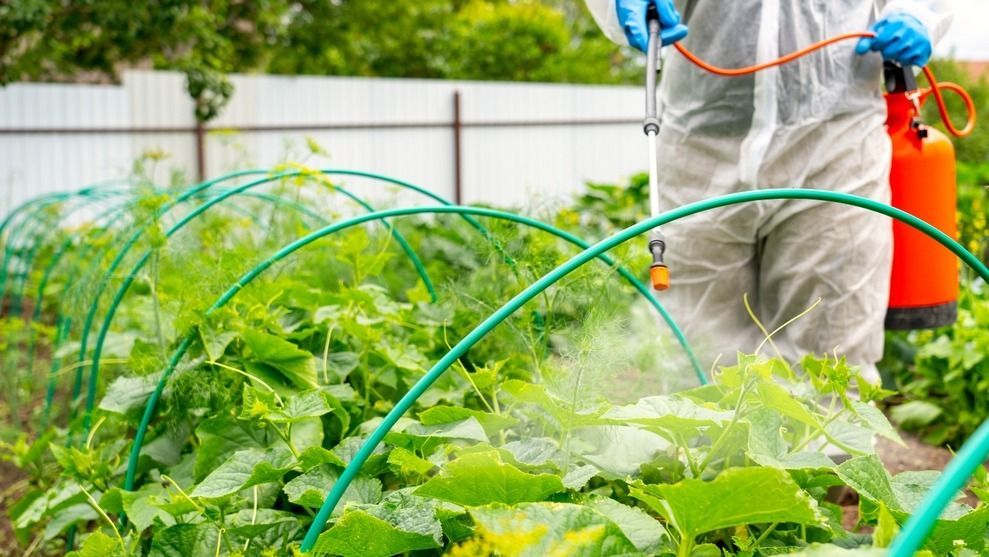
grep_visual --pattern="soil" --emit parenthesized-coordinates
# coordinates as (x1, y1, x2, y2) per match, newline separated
(0, 460, 27, 557)
(877, 431, 955, 475)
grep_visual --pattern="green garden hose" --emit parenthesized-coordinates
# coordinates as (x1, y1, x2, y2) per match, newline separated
(121, 204, 704, 493)
(2, 198, 77, 304)
(296, 188, 989, 553)
(0, 186, 129, 308)
(7, 190, 134, 314)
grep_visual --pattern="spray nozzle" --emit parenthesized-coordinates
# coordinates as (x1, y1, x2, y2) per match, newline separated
(648, 229, 669, 291)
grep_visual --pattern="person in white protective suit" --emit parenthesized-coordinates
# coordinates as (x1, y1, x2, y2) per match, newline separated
(584, 0, 953, 377)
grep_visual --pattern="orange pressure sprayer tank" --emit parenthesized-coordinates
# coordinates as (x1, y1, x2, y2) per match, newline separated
(884, 63, 958, 329)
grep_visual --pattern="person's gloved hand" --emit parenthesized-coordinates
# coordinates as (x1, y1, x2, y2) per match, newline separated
(617, 0, 688, 52)
(855, 12, 933, 67)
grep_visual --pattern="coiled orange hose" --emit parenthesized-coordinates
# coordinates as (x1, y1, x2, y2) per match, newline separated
(672, 32, 976, 137)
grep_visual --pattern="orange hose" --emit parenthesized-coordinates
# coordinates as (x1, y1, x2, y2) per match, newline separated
(672, 32, 976, 137)
(920, 67, 976, 137)
(672, 32, 873, 76)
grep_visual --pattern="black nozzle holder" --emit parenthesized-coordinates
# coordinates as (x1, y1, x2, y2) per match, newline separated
(649, 228, 666, 265)
(883, 61, 918, 94)
(649, 229, 667, 265)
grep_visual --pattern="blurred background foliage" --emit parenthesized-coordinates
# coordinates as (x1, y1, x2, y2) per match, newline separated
(0, 0, 640, 121)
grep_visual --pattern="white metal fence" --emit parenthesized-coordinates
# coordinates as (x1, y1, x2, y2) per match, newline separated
(0, 70, 646, 217)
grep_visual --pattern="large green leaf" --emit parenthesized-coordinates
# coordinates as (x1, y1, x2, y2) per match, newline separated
(850, 401, 903, 444)
(825, 420, 876, 455)
(193, 416, 268, 481)
(99, 373, 162, 415)
(312, 509, 440, 557)
(66, 531, 126, 557)
(630, 467, 824, 541)
(414, 450, 564, 506)
(757, 382, 820, 429)
(835, 455, 897, 510)
(190, 447, 294, 499)
(569, 425, 669, 477)
(366, 490, 445, 544)
(14, 480, 86, 531)
(149, 523, 221, 557)
(891, 470, 970, 519)
(225, 508, 302, 539)
(921, 506, 989, 554)
(467, 502, 640, 557)
(417, 405, 518, 437)
(602, 395, 732, 437)
(283, 465, 381, 512)
(837, 456, 989, 553)
(42, 502, 97, 541)
(320, 351, 360, 383)
(400, 417, 490, 444)
(241, 328, 318, 390)
(587, 496, 665, 554)
(387, 446, 436, 477)
(199, 327, 238, 362)
(107, 483, 172, 532)
(282, 390, 335, 422)
(746, 408, 835, 470)
(501, 437, 562, 467)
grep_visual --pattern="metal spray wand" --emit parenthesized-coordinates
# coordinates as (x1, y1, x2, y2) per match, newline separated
(644, 6, 669, 290)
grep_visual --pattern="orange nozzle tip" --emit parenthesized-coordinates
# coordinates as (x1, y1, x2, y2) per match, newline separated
(650, 265, 670, 291)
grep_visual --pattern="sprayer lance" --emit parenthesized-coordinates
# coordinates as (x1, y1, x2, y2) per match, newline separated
(644, 6, 668, 291)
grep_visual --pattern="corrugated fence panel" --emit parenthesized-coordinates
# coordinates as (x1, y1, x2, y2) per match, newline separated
(1, 71, 645, 220)
(124, 72, 198, 180)
(0, 83, 133, 215)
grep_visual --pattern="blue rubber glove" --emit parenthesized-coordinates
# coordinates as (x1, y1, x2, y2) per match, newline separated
(617, 0, 688, 52)
(855, 12, 932, 67)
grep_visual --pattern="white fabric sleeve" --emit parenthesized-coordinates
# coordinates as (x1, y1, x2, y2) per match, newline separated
(584, 0, 631, 46)
(880, 0, 954, 46)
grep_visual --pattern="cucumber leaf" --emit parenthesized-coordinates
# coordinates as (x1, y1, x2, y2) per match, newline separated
(312, 509, 440, 557)
(414, 450, 563, 506)
(190, 447, 294, 499)
(631, 467, 824, 541)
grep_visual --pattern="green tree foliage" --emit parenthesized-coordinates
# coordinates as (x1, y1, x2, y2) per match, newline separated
(0, 0, 639, 121)
(0, 0, 289, 120)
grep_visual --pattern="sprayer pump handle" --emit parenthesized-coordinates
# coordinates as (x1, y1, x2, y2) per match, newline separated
(884, 61, 918, 94)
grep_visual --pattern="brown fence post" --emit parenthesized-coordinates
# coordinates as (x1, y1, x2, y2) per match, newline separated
(194, 120, 207, 182)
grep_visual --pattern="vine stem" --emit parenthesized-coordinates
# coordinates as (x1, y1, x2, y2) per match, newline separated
(677, 534, 694, 557)
(80, 484, 125, 549)
(698, 381, 752, 473)
(752, 522, 779, 549)
(161, 474, 204, 513)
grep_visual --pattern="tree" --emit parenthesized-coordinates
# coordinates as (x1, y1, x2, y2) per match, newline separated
(0, 1, 640, 121)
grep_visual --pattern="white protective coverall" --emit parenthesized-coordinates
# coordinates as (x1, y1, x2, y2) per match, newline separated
(585, 0, 953, 375)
